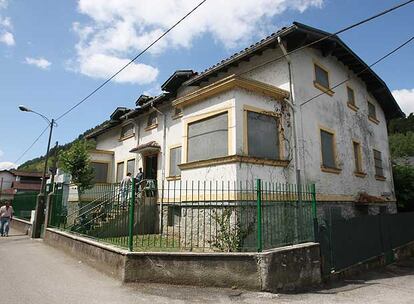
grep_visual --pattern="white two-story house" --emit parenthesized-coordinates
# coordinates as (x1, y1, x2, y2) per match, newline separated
(85, 22, 404, 218)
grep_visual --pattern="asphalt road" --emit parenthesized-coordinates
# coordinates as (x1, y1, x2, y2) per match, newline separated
(1, 228, 414, 304)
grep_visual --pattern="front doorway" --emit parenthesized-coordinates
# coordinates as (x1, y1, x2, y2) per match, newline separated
(144, 154, 158, 180)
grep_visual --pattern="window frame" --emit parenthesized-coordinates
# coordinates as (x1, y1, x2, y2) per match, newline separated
(90, 161, 110, 184)
(352, 140, 365, 177)
(119, 122, 135, 141)
(168, 145, 182, 180)
(116, 161, 125, 183)
(145, 111, 158, 131)
(126, 158, 136, 177)
(183, 108, 232, 164)
(373, 149, 385, 180)
(319, 126, 341, 174)
(313, 62, 334, 96)
(243, 105, 284, 160)
(346, 85, 359, 111)
(368, 100, 379, 124)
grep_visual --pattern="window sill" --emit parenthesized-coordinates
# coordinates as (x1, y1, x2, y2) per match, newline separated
(145, 124, 158, 131)
(347, 102, 359, 112)
(179, 155, 290, 170)
(166, 175, 181, 181)
(321, 166, 342, 174)
(313, 81, 334, 96)
(375, 175, 386, 181)
(368, 116, 380, 125)
(354, 171, 367, 178)
(172, 113, 183, 120)
(118, 134, 135, 142)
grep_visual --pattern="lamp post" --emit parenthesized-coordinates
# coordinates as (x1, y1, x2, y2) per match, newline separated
(19, 105, 56, 238)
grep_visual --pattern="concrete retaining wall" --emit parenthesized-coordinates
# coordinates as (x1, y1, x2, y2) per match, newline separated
(11, 217, 32, 235)
(43, 228, 321, 292)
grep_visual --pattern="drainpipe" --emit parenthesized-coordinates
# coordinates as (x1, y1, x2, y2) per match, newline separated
(277, 37, 302, 189)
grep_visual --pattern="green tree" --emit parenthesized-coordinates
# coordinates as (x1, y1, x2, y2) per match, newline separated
(393, 165, 414, 212)
(388, 113, 414, 134)
(59, 140, 94, 193)
(389, 132, 414, 159)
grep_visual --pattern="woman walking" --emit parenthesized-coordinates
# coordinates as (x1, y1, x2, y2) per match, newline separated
(0, 201, 13, 237)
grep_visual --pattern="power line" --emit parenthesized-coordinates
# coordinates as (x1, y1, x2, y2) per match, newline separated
(300, 35, 414, 107)
(238, 0, 414, 77)
(56, 0, 208, 122)
(14, 125, 50, 164)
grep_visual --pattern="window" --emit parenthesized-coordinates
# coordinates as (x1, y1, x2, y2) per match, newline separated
(91, 162, 108, 183)
(173, 107, 183, 117)
(147, 112, 157, 127)
(187, 112, 228, 162)
(127, 159, 135, 176)
(353, 141, 363, 173)
(246, 110, 280, 160)
(120, 123, 134, 139)
(169, 146, 182, 177)
(347, 87, 356, 107)
(116, 162, 124, 183)
(368, 101, 377, 120)
(320, 129, 336, 169)
(314, 63, 330, 89)
(373, 149, 384, 178)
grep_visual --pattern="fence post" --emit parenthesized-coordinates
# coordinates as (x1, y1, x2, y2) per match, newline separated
(128, 178, 135, 251)
(311, 183, 318, 242)
(256, 179, 262, 252)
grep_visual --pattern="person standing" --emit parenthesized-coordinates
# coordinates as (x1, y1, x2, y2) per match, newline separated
(0, 201, 13, 237)
(120, 172, 132, 208)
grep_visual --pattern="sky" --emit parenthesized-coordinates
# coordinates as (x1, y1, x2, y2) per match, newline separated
(0, 0, 413, 170)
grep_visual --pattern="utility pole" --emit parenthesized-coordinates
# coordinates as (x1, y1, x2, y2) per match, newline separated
(44, 141, 58, 231)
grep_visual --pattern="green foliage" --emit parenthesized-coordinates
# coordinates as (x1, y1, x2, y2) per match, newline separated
(388, 113, 414, 134)
(393, 165, 414, 212)
(210, 209, 254, 252)
(59, 140, 95, 192)
(389, 132, 414, 159)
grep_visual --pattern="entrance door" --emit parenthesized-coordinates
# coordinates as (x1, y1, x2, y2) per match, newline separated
(144, 154, 158, 180)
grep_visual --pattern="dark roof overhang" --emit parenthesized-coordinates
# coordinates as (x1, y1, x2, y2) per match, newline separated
(135, 95, 153, 107)
(130, 141, 160, 154)
(185, 22, 404, 120)
(161, 70, 196, 94)
(110, 107, 131, 121)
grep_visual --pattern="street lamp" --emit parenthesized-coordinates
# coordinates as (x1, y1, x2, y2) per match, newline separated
(19, 105, 56, 238)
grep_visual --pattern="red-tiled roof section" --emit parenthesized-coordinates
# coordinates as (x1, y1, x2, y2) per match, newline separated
(9, 170, 48, 178)
(12, 182, 42, 191)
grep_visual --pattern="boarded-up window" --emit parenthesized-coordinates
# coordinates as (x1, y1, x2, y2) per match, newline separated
(320, 130, 336, 168)
(247, 111, 280, 159)
(314, 64, 329, 89)
(127, 159, 135, 176)
(169, 146, 181, 177)
(187, 112, 228, 162)
(147, 112, 157, 127)
(353, 141, 362, 173)
(120, 123, 134, 138)
(347, 87, 355, 106)
(368, 101, 376, 119)
(91, 162, 108, 183)
(116, 162, 124, 183)
(373, 149, 384, 177)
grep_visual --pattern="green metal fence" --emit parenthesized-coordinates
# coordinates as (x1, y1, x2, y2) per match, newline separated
(53, 179, 317, 253)
(11, 191, 39, 220)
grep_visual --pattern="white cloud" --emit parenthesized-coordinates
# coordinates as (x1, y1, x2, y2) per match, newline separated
(0, 3, 15, 46)
(79, 53, 158, 84)
(72, 0, 323, 83)
(25, 57, 52, 70)
(0, 161, 16, 171)
(392, 89, 414, 116)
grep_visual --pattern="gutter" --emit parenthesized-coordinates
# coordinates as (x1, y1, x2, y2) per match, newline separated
(277, 37, 302, 189)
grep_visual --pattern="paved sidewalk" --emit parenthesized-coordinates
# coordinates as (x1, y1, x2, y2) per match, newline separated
(1, 228, 414, 304)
